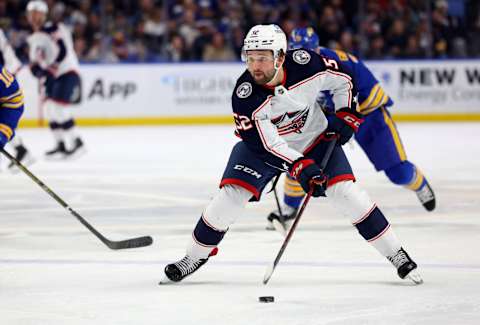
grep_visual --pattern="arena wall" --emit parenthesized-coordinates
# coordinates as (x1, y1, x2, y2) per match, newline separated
(17, 60, 480, 127)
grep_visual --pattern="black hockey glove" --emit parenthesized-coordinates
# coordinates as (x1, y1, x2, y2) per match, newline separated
(289, 158, 327, 197)
(326, 107, 364, 145)
(30, 63, 49, 78)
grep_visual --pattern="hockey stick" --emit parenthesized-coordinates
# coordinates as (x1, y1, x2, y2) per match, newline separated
(263, 137, 337, 284)
(271, 175, 284, 219)
(1, 148, 153, 250)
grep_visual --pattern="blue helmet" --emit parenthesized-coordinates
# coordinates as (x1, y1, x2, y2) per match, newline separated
(289, 27, 320, 51)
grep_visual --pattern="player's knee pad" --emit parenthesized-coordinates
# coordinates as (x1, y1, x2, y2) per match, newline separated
(45, 100, 73, 124)
(325, 181, 375, 224)
(384, 161, 416, 186)
(202, 184, 251, 231)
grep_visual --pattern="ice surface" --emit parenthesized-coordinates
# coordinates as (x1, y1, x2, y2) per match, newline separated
(1, 123, 479, 325)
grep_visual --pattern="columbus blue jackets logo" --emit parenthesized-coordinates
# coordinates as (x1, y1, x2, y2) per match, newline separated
(236, 82, 252, 98)
(293, 50, 311, 65)
(271, 108, 310, 135)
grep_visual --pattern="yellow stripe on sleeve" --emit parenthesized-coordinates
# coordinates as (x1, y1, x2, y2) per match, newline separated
(1, 91, 24, 109)
(0, 123, 13, 140)
(0, 89, 22, 102)
(369, 88, 386, 109)
(2, 101, 24, 109)
(359, 84, 380, 111)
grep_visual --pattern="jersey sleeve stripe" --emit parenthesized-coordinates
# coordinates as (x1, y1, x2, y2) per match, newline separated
(360, 84, 380, 110)
(369, 88, 386, 109)
(0, 123, 13, 140)
(326, 70, 354, 107)
(1, 91, 24, 109)
(0, 89, 22, 102)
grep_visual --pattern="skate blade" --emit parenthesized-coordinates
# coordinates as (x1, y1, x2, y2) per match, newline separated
(158, 275, 174, 285)
(64, 147, 87, 161)
(407, 270, 423, 285)
(265, 221, 275, 231)
(271, 219, 287, 237)
(9, 156, 36, 173)
(45, 153, 68, 161)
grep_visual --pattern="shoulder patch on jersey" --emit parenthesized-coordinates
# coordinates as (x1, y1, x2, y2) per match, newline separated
(41, 22, 59, 34)
(292, 50, 311, 65)
(236, 82, 252, 98)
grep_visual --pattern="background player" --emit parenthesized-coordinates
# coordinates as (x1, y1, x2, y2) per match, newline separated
(161, 24, 422, 285)
(0, 65, 26, 159)
(26, 0, 85, 160)
(0, 28, 34, 169)
(267, 27, 436, 232)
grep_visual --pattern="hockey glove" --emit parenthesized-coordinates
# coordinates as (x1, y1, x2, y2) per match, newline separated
(289, 158, 327, 197)
(30, 63, 49, 78)
(326, 107, 364, 145)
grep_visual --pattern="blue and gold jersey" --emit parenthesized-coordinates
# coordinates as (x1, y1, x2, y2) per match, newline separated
(0, 65, 24, 141)
(319, 48, 393, 115)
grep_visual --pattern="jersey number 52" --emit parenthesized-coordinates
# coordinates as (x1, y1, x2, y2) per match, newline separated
(233, 113, 253, 131)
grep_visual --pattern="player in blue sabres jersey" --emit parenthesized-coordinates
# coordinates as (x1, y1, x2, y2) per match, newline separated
(267, 27, 436, 231)
(0, 65, 24, 150)
(161, 25, 422, 285)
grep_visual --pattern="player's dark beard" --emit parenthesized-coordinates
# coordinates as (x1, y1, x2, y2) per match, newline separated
(251, 69, 276, 85)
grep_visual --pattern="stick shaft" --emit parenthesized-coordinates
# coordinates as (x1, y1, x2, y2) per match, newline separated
(1, 148, 152, 249)
(263, 138, 337, 284)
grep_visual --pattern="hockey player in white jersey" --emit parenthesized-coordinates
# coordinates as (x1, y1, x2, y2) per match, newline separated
(0, 28, 35, 169)
(26, 0, 85, 159)
(161, 25, 422, 285)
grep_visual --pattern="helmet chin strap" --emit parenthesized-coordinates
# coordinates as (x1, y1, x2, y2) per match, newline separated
(266, 57, 282, 85)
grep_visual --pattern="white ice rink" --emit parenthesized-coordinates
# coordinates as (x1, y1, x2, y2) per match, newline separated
(1, 123, 479, 325)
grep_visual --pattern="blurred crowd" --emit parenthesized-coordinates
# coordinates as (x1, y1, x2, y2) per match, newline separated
(1, 0, 479, 63)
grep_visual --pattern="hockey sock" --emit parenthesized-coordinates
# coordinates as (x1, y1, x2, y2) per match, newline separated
(48, 121, 64, 143)
(283, 173, 305, 210)
(61, 119, 79, 150)
(405, 167, 427, 192)
(352, 206, 401, 257)
(187, 184, 251, 259)
(385, 161, 426, 191)
(46, 100, 79, 149)
(188, 215, 226, 259)
(326, 181, 401, 257)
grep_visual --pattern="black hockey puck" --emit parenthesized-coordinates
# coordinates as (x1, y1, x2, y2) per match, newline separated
(258, 296, 275, 303)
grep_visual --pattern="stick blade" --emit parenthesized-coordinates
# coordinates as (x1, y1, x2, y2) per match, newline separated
(263, 262, 275, 285)
(107, 236, 153, 250)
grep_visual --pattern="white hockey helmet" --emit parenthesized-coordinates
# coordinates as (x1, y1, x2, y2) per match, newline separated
(242, 24, 287, 60)
(26, 0, 48, 14)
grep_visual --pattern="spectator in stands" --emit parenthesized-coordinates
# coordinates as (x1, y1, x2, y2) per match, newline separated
(1, 0, 478, 63)
(166, 33, 189, 62)
(202, 31, 235, 62)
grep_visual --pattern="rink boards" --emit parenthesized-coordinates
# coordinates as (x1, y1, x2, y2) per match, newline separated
(15, 59, 480, 127)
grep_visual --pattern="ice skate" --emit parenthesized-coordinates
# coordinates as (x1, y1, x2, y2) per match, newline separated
(416, 181, 436, 212)
(159, 248, 218, 284)
(8, 145, 35, 172)
(64, 138, 86, 160)
(45, 141, 68, 160)
(387, 248, 423, 285)
(266, 209, 297, 235)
